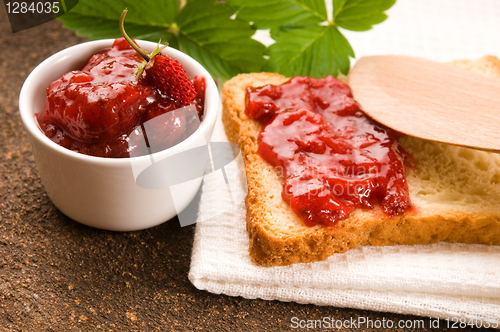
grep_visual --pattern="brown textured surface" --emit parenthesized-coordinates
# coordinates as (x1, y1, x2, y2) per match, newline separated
(0, 9, 494, 332)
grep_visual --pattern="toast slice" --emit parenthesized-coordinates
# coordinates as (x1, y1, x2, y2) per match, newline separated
(222, 57, 500, 266)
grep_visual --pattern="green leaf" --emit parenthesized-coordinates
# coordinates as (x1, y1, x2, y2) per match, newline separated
(177, 0, 266, 80)
(335, 0, 397, 31)
(331, 0, 348, 19)
(58, 0, 396, 79)
(229, 0, 327, 29)
(265, 25, 354, 77)
(232, 0, 395, 77)
(58, 0, 179, 46)
(57, 0, 266, 80)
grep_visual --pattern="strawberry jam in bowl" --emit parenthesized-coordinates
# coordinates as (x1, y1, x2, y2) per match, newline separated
(19, 39, 219, 231)
(36, 38, 206, 158)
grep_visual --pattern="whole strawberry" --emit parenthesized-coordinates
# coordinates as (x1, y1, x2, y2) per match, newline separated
(120, 10, 196, 106)
(145, 54, 196, 105)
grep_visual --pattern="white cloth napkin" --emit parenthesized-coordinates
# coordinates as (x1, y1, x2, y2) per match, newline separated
(189, 0, 500, 323)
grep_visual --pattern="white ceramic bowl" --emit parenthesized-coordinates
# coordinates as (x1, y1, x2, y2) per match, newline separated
(19, 39, 219, 231)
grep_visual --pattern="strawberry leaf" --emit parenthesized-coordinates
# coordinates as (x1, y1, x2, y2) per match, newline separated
(228, 0, 327, 29)
(231, 0, 395, 77)
(334, 0, 397, 31)
(58, 0, 180, 48)
(264, 24, 354, 77)
(58, 0, 395, 79)
(58, 0, 265, 80)
(177, 0, 266, 80)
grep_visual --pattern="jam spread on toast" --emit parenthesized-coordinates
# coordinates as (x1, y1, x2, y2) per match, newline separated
(36, 38, 205, 158)
(245, 76, 414, 226)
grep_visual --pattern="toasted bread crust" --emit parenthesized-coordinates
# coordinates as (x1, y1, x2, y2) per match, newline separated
(222, 61, 500, 266)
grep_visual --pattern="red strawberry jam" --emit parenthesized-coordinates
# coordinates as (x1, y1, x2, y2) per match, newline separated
(245, 76, 415, 227)
(36, 38, 205, 158)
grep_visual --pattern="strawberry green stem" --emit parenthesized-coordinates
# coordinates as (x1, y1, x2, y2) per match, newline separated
(119, 9, 150, 61)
